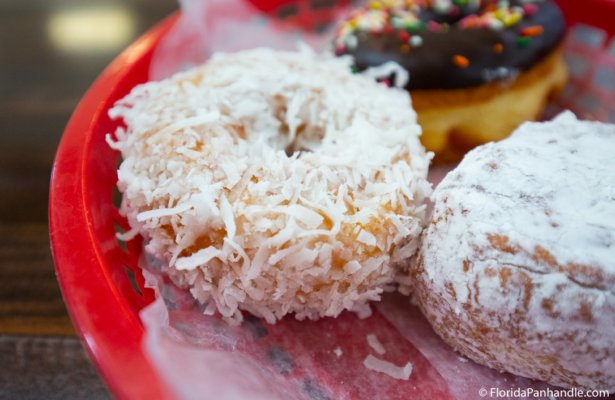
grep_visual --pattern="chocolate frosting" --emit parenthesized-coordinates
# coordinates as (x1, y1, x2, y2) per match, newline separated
(339, 1, 566, 90)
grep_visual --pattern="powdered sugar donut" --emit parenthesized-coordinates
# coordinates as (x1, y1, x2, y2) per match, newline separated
(108, 48, 431, 324)
(413, 112, 615, 390)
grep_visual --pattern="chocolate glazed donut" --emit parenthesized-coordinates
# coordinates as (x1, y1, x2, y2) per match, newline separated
(334, 0, 569, 162)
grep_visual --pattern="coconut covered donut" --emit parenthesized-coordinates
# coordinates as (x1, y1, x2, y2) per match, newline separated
(108, 48, 432, 324)
(413, 112, 615, 390)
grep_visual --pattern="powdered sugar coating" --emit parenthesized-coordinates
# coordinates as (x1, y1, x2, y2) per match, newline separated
(416, 112, 615, 390)
(108, 48, 431, 325)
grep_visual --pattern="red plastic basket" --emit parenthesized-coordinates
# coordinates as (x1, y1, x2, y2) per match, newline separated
(49, 1, 615, 399)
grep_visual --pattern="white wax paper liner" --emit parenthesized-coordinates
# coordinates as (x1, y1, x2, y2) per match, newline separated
(139, 258, 562, 400)
(149, 0, 347, 80)
(140, 2, 594, 397)
(138, 165, 570, 400)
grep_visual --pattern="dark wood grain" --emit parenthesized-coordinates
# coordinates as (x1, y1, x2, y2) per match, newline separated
(0, 223, 76, 336)
(0, 0, 177, 397)
(0, 335, 111, 400)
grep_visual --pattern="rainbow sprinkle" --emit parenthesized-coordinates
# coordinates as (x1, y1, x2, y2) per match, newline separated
(452, 54, 470, 68)
(334, 0, 546, 58)
(334, 0, 543, 53)
(517, 36, 532, 47)
(520, 25, 545, 37)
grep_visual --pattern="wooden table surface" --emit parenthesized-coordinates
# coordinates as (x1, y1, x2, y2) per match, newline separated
(0, 1, 177, 398)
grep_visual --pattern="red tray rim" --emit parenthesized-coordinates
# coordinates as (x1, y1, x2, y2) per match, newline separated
(48, 14, 179, 400)
(47, 1, 615, 398)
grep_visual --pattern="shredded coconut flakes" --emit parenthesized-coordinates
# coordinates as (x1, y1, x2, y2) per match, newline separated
(109, 48, 431, 324)
(363, 355, 413, 380)
(367, 333, 386, 355)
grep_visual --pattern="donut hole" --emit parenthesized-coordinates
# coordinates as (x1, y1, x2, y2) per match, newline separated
(281, 122, 325, 156)
(271, 94, 326, 156)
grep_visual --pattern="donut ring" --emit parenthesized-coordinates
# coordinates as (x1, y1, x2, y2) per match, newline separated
(334, 0, 566, 91)
(334, 0, 567, 161)
(413, 113, 615, 390)
(109, 48, 432, 324)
